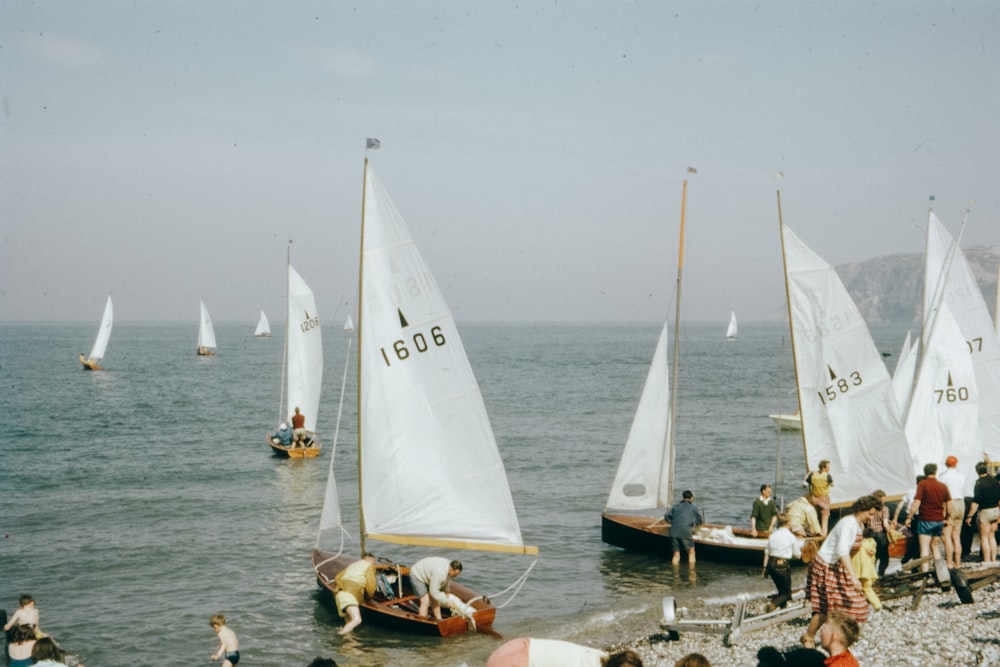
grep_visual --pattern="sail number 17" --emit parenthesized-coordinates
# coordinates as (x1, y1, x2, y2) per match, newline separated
(380, 326, 447, 366)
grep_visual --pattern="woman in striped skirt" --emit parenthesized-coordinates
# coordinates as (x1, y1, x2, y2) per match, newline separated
(800, 494, 878, 648)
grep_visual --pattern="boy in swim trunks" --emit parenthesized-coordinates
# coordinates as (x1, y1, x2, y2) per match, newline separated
(210, 614, 240, 667)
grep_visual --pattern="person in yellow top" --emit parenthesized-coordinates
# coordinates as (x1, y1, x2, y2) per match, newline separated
(805, 460, 834, 536)
(334, 553, 377, 634)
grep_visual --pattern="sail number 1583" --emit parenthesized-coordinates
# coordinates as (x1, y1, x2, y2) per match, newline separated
(380, 326, 447, 366)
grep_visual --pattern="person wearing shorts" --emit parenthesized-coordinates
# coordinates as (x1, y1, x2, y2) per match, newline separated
(665, 490, 703, 566)
(904, 463, 950, 572)
(966, 462, 1000, 564)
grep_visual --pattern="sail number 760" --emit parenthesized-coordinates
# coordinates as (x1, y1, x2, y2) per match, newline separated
(380, 326, 447, 366)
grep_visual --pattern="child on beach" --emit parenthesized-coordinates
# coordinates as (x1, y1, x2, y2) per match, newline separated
(819, 611, 861, 667)
(209, 614, 240, 667)
(3, 595, 41, 636)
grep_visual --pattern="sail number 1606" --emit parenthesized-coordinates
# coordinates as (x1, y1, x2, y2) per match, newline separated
(380, 326, 447, 366)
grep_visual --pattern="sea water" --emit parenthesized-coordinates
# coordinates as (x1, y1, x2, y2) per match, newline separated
(0, 320, 908, 666)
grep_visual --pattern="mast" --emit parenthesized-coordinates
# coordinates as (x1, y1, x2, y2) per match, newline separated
(357, 158, 370, 554)
(665, 177, 688, 508)
(776, 190, 810, 469)
(279, 243, 290, 426)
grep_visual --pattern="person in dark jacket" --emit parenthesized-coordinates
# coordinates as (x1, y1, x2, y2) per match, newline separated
(665, 490, 704, 566)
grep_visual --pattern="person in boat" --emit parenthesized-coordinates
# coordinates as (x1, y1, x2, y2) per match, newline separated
(799, 495, 876, 649)
(4, 594, 40, 635)
(965, 462, 1000, 564)
(7, 624, 38, 667)
(209, 613, 239, 667)
(804, 460, 833, 536)
(333, 553, 377, 635)
(787, 496, 822, 537)
(903, 463, 951, 573)
(272, 422, 293, 446)
(864, 490, 891, 578)
(484, 637, 644, 667)
(409, 556, 462, 620)
(938, 454, 966, 568)
(751, 483, 779, 537)
(819, 611, 861, 667)
(763, 513, 801, 610)
(665, 490, 703, 566)
(291, 406, 307, 446)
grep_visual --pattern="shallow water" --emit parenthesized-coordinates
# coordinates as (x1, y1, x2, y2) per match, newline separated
(0, 320, 908, 666)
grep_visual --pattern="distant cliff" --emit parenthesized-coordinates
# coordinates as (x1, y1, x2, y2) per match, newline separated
(839, 245, 1000, 324)
(773, 246, 1000, 324)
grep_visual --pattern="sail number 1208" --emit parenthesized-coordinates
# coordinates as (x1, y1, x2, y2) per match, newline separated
(380, 326, 447, 366)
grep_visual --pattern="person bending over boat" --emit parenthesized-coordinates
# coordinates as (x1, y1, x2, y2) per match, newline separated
(800, 495, 875, 649)
(665, 490, 703, 566)
(291, 407, 307, 446)
(485, 637, 643, 667)
(409, 556, 462, 620)
(333, 553, 377, 634)
(787, 496, 822, 538)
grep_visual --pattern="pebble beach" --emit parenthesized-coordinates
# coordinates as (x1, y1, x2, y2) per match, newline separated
(606, 564, 1000, 667)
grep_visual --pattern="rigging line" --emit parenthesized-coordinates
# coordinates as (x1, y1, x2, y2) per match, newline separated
(484, 559, 538, 609)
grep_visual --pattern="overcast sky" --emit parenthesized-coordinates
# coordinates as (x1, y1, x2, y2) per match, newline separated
(3, 1, 998, 325)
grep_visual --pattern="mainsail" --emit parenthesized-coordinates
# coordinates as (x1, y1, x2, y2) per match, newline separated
(726, 311, 738, 339)
(285, 265, 323, 432)
(780, 219, 914, 502)
(89, 295, 114, 362)
(197, 301, 217, 350)
(254, 310, 271, 337)
(358, 164, 532, 554)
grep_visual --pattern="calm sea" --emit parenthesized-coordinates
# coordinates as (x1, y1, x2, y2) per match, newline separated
(0, 320, 908, 667)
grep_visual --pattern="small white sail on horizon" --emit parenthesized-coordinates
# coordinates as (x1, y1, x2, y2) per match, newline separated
(726, 310, 738, 339)
(254, 310, 272, 337)
(197, 301, 217, 353)
(780, 220, 914, 503)
(89, 295, 114, 363)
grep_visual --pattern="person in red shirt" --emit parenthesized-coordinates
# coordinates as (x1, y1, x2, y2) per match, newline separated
(291, 406, 307, 446)
(903, 462, 951, 572)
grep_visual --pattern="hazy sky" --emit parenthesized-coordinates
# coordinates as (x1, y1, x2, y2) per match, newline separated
(3, 1, 998, 325)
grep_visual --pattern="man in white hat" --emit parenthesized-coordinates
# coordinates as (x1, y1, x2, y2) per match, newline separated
(938, 454, 966, 568)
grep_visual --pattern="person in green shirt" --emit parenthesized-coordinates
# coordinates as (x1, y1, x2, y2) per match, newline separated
(751, 484, 779, 537)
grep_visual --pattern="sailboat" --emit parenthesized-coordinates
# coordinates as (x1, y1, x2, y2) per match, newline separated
(196, 301, 217, 356)
(777, 194, 914, 505)
(768, 411, 802, 431)
(254, 310, 272, 338)
(726, 310, 738, 339)
(267, 257, 323, 458)
(602, 178, 775, 565)
(312, 159, 537, 637)
(80, 295, 113, 370)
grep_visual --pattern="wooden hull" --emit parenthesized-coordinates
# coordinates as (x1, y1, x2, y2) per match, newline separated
(312, 551, 496, 637)
(266, 434, 321, 458)
(196, 347, 216, 356)
(602, 512, 819, 566)
(81, 361, 102, 371)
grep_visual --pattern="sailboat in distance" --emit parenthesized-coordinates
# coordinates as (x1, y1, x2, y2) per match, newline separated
(267, 255, 323, 458)
(312, 158, 537, 637)
(80, 295, 113, 370)
(196, 301, 217, 356)
(726, 310, 738, 340)
(254, 310, 272, 338)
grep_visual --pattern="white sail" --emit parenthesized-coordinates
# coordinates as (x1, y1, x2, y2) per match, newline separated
(726, 311, 738, 339)
(781, 223, 914, 502)
(904, 300, 981, 495)
(892, 330, 917, 415)
(197, 301, 217, 350)
(254, 310, 271, 337)
(286, 265, 323, 433)
(605, 321, 672, 511)
(88, 295, 114, 361)
(921, 211, 1000, 460)
(318, 316, 356, 540)
(359, 164, 529, 552)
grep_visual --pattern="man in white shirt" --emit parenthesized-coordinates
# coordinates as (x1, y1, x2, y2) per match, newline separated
(938, 455, 966, 568)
